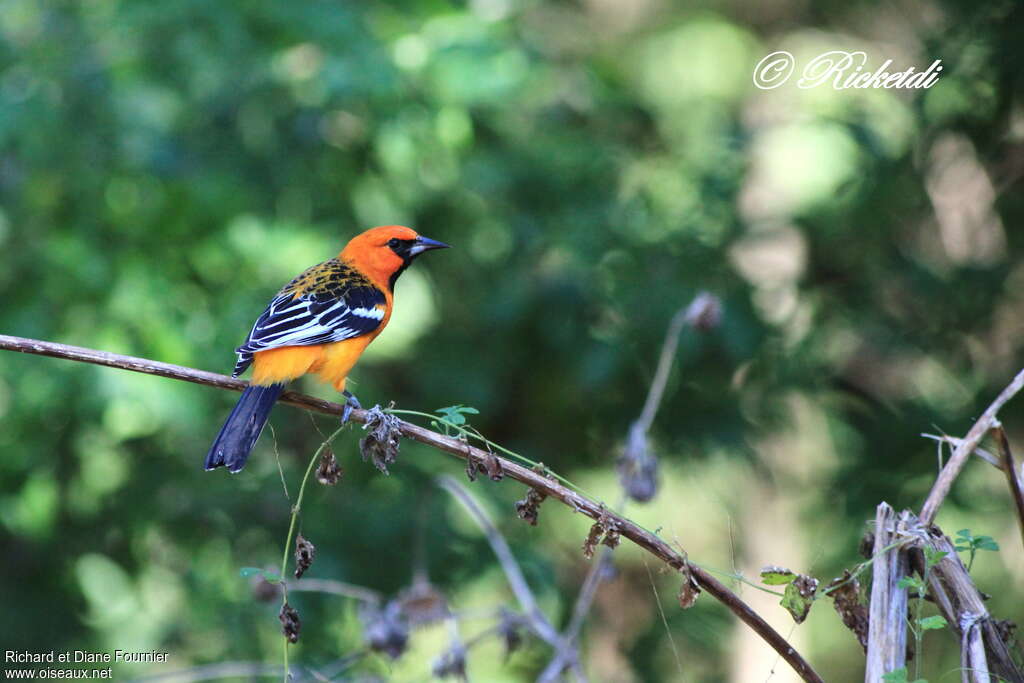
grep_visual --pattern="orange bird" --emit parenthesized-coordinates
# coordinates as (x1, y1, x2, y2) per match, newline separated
(205, 225, 449, 473)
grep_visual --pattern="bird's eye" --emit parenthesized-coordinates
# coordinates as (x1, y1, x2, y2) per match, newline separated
(387, 238, 400, 249)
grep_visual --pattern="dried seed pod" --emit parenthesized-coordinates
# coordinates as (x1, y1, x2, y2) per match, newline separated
(826, 570, 868, 651)
(582, 522, 603, 559)
(678, 562, 701, 609)
(497, 609, 523, 658)
(316, 447, 343, 485)
(464, 456, 479, 482)
(466, 450, 501, 483)
(279, 602, 301, 643)
(361, 601, 409, 660)
(360, 406, 402, 475)
(601, 525, 621, 549)
(514, 488, 547, 526)
(685, 291, 722, 332)
(432, 644, 467, 679)
(294, 534, 316, 579)
(483, 453, 503, 481)
(617, 422, 658, 503)
(465, 450, 503, 482)
(582, 510, 620, 558)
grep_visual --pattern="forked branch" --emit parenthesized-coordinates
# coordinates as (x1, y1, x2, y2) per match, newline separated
(920, 367, 1024, 525)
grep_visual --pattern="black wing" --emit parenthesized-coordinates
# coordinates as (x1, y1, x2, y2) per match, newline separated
(232, 267, 386, 377)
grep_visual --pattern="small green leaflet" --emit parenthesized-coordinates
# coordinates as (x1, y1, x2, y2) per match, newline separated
(955, 529, 999, 552)
(881, 666, 925, 683)
(975, 538, 999, 551)
(760, 566, 796, 585)
(923, 547, 947, 570)
(781, 577, 817, 624)
(897, 575, 924, 592)
(434, 405, 480, 426)
(918, 615, 947, 630)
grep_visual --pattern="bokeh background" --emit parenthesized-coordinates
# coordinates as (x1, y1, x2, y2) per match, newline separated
(2, 0, 1024, 681)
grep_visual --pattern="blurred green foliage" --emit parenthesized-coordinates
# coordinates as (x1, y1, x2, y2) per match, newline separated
(2, 0, 1024, 681)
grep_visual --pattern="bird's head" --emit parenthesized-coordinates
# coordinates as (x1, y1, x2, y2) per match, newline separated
(339, 225, 449, 290)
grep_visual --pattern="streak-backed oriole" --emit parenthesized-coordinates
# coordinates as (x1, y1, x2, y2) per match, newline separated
(205, 225, 449, 473)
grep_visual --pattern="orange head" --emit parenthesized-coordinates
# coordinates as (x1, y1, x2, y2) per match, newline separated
(339, 225, 449, 290)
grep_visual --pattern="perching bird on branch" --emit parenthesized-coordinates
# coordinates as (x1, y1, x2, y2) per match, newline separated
(205, 225, 449, 473)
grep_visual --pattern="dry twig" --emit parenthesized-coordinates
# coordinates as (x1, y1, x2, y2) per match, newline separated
(991, 421, 1024, 552)
(0, 333, 822, 683)
(865, 503, 910, 681)
(618, 292, 721, 502)
(920, 367, 1024, 525)
(918, 526, 1021, 682)
(284, 578, 381, 604)
(437, 475, 561, 647)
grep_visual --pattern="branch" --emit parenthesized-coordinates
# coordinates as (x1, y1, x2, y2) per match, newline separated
(619, 292, 720, 503)
(0, 334, 348, 419)
(991, 422, 1024, 553)
(0, 333, 823, 683)
(920, 366, 1024, 525)
(437, 475, 561, 647)
(285, 578, 381, 605)
(632, 292, 720, 434)
(864, 503, 909, 682)
(921, 433, 1003, 471)
(918, 526, 1022, 682)
(440, 476, 591, 682)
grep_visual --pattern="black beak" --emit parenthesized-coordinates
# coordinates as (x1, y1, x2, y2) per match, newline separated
(409, 236, 450, 256)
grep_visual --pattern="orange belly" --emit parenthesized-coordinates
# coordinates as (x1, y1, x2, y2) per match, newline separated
(250, 336, 375, 392)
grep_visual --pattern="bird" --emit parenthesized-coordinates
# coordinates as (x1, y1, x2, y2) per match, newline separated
(205, 225, 449, 473)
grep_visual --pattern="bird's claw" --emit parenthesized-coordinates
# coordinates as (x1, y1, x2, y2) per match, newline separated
(341, 391, 362, 425)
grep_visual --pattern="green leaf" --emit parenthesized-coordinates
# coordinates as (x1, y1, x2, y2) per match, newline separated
(923, 547, 947, 569)
(881, 667, 909, 683)
(881, 666, 927, 683)
(954, 544, 972, 552)
(956, 528, 972, 540)
(975, 537, 999, 552)
(435, 405, 480, 427)
(780, 576, 818, 623)
(760, 567, 796, 585)
(897, 576, 924, 591)
(918, 615, 947, 630)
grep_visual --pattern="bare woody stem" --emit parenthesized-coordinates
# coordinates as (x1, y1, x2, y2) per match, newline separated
(0, 334, 823, 683)
(438, 475, 562, 647)
(864, 503, 909, 681)
(634, 292, 717, 433)
(991, 421, 1024, 552)
(920, 367, 1024, 525)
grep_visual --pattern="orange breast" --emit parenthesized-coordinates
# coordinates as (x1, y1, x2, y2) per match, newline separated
(250, 300, 391, 392)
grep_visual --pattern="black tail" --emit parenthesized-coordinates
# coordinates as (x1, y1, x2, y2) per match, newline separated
(205, 383, 286, 473)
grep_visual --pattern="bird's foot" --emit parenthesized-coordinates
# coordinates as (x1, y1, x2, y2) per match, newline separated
(341, 390, 362, 424)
